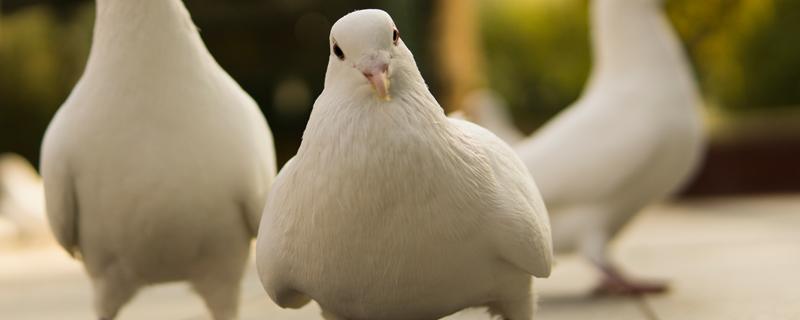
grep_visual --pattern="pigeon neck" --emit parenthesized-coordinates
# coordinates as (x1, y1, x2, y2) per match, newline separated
(303, 73, 448, 157)
(87, 0, 213, 74)
(590, 0, 685, 76)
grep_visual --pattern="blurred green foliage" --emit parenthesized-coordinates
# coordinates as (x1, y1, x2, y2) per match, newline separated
(0, 0, 798, 166)
(668, 0, 800, 110)
(0, 0, 435, 166)
(479, 0, 800, 131)
(0, 4, 93, 165)
(479, 0, 590, 132)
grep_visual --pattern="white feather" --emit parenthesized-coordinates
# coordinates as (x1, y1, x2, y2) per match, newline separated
(460, 89, 525, 145)
(40, 0, 276, 319)
(517, 0, 704, 261)
(256, 9, 552, 320)
(467, 0, 704, 265)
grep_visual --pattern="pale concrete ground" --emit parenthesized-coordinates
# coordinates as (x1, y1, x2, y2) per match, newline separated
(2, 195, 799, 320)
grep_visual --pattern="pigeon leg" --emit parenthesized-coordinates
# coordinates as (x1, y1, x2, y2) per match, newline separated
(321, 309, 349, 320)
(192, 274, 242, 320)
(592, 265, 667, 295)
(581, 228, 667, 295)
(91, 272, 138, 320)
(191, 244, 250, 320)
(488, 296, 534, 320)
(487, 276, 534, 320)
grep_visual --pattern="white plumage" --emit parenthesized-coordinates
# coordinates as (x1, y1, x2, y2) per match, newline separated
(469, 0, 705, 294)
(0, 153, 48, 242)
(256, 9, 552, 320)
(40, 0, 276, 319)
(460, 89, 525, 145)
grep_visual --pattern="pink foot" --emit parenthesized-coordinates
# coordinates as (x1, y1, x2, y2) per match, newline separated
(592, 267, 668, 296)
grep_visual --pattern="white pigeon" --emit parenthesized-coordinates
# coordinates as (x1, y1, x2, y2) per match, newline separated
(256, 10, 552, 320)
(459, 89, 526, 145)
(40, 0, 276, 319)
(0, 153, 49, 242)
(470, 0, 705, 294)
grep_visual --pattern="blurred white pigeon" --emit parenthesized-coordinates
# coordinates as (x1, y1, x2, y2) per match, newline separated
(468, 0, 705, 294)
(0, 153, 49, 242)
(460, 89, 526, 145)
(256, 9, 552, 320)
(40, 0, 276, 319)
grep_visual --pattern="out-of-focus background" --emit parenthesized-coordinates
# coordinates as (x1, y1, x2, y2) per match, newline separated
(1, 1, 800, 319)
(2, 0, 800, 196)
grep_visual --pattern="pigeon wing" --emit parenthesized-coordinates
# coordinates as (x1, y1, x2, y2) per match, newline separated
(40, 151, 79, 257)
(515, 95, 665, 207)
(450, 118, 553, 277)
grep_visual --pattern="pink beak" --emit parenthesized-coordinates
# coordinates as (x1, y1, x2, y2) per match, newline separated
(362, 63, 390, 101)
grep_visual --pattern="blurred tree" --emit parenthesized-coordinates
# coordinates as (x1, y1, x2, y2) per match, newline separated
(477, 0, 591, 132)
(0, 3, 92, 166)
(665, 0, 798, 111)
(1, 0, 799, 173)
(0, 0, 436, 167)
(475, 0, 800, 132)
(736, 0, 800, 109)
(434, 0, 487, 113)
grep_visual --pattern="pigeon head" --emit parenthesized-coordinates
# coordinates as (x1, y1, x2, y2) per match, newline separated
(326, 9, 417, 102)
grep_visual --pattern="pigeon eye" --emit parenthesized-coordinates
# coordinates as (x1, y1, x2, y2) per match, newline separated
(332, 42, 345, 60)
(392, 29, 400, 45)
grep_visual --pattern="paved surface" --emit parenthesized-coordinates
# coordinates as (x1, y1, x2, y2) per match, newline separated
(2, 195, 799, 320)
